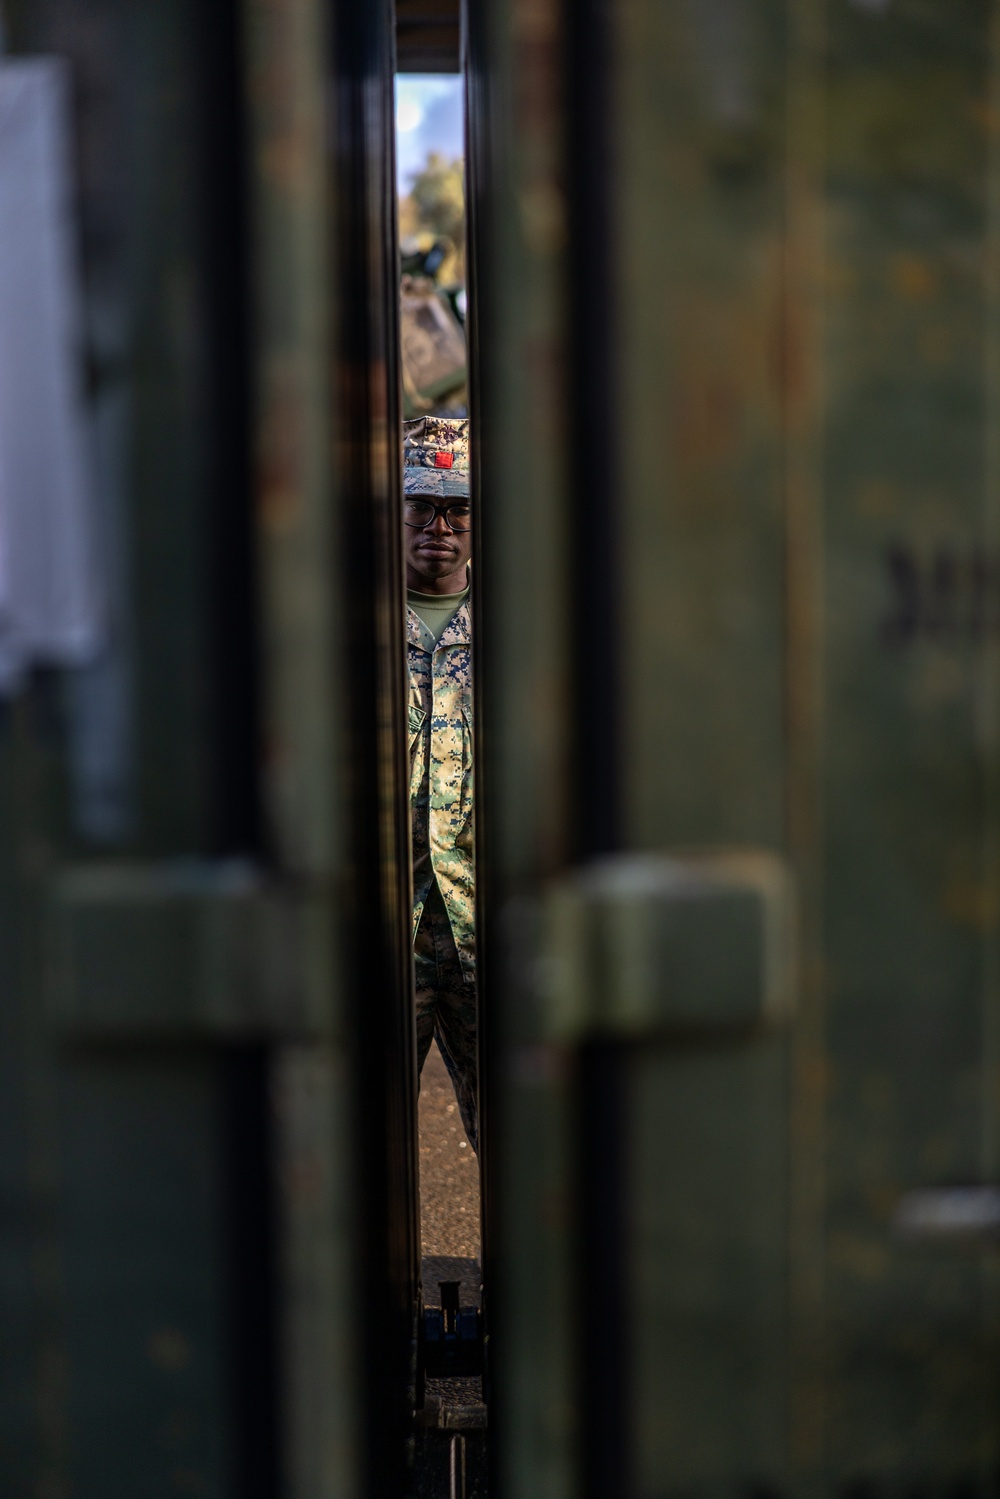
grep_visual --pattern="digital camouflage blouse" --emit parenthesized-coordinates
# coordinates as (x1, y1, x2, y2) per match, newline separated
(407, 598, 475, 979)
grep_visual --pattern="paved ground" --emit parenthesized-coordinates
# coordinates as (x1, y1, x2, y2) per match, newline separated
(418, 1042, 482, 1407)
(418, 1041, 481, 1260)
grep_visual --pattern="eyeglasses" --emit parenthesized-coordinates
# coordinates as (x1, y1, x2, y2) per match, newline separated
(404, 499, 472, 532)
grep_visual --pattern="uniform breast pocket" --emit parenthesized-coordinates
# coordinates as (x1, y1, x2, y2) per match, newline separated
(459, 700, 474, 817)
(408, 703, 426, 756)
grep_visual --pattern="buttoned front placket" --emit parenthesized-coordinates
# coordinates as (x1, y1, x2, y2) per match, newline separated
(407, 600, 475, 975)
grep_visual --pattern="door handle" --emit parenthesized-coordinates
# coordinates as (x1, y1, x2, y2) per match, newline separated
(45, 859, 322, 1040)
(540, 848, 795, 1043)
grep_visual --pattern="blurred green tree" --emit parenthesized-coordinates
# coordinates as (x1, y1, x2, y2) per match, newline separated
(399, 152, 465, 283)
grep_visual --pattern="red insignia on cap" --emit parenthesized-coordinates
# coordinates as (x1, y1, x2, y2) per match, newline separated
(434, 450, 454, 469)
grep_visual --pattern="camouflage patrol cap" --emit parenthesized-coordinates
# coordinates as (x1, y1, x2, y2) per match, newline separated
(402, 416, 470, 499)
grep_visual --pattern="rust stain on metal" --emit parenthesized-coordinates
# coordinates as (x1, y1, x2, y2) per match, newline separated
(890, 253, 938, 302)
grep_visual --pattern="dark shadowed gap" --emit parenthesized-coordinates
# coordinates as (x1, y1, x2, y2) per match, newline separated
(195, 0, 262, 859)
(565, 2, 632, 1496)
(461, 0, 496, 1436)
(567, 0, 621, 864)
(217, 1045, 280, 1499)
(335, 1, 421, 1494)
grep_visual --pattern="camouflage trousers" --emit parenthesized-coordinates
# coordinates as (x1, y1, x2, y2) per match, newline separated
(414, 881, 478, 1152)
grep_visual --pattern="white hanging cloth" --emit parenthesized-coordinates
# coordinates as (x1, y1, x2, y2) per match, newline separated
(0, 58, 102, 693)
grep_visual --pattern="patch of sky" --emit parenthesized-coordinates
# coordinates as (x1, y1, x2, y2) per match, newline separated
(395, 74, 463, 193)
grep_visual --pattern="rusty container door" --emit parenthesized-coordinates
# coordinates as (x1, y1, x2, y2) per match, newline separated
(0, 0, 415, 1495)
(470, 1, 1000, 1495)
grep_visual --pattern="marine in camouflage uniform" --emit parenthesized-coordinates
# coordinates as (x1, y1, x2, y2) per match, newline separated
(404, 416, 478, 1150)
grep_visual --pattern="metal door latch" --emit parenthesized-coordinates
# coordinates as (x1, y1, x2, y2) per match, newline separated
(422, 1281, 483, 1379)
(540, 848, 795, 1042)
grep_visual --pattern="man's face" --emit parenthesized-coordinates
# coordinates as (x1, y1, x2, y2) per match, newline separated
(405, 496, 472, 592)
